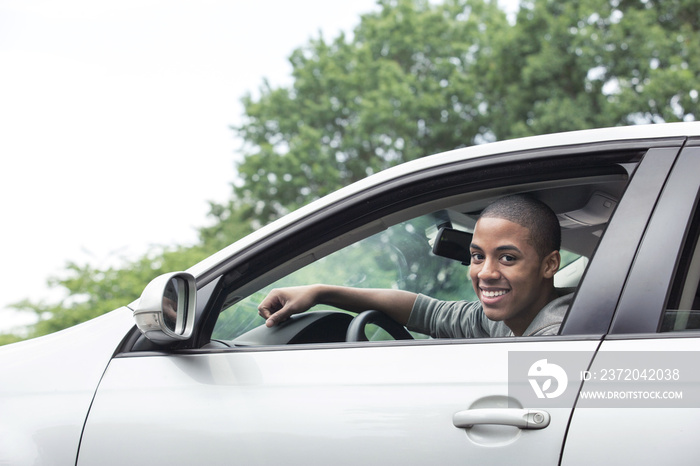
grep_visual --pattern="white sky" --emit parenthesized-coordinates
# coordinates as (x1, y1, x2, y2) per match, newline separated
(0, 0, 519, 335)
(0, 0, 381, 333)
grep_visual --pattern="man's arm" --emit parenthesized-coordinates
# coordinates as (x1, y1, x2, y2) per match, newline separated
(258, 285, 418, 327)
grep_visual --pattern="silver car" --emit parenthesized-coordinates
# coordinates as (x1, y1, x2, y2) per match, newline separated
(2, 123, 700, 465)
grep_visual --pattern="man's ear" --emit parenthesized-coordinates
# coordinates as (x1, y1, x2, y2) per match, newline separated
(541, 250, 561, 279)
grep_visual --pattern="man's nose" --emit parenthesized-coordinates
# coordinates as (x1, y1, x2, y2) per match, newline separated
(477, 258, 500, 280)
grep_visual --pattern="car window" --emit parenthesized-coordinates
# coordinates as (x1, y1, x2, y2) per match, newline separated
(211, 210, 584, 343)
(212, 214, 475, 341)
(205, 152, 640, 346)
(661, 192, 700, 332)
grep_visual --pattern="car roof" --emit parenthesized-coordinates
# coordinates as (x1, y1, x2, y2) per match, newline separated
(188, 122, 700, 280)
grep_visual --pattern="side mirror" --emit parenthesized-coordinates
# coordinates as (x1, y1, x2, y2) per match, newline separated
(432, 227, 472, 265)
(133, 272, 197, 344)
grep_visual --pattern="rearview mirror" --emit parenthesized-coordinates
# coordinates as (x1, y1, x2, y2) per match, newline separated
(432, 227, 472, 265)
(133, 272, 196, 344)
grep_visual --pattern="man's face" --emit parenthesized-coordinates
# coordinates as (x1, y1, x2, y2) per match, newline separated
(469, 216, 559, 333)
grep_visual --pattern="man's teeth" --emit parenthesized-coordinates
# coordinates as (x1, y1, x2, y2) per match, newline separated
(482, 289, 509, 298)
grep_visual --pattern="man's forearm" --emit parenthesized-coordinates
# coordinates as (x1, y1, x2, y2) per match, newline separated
(313, 285, 417, 325)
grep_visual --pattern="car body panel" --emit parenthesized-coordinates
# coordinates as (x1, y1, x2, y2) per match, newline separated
(561, 337, 700, 466)
(0, 307, 134, 465)
(563, 144, 700, 464)
(78, 339, 599, 465)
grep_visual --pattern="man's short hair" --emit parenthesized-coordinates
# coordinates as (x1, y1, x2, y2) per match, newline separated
(480, 195, 561, 257)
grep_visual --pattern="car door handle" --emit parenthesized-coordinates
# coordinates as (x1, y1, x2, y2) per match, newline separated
(453, 408, 551, 430)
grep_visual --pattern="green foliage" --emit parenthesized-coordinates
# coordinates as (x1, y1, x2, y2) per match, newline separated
(488, 0, 699, 136)
(198, 199, 257, 250)
(4, 0, 698, 345)
(233, 0, 509, 223)
(8, 244, 212, 340)
(0, 333, 25, 346)
(233, 0, 699, 226)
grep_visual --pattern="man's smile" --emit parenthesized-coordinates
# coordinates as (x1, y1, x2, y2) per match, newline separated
(480, 288, 511, 298)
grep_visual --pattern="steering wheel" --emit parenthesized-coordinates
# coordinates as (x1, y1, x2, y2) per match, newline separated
(346, 310, 414, 342)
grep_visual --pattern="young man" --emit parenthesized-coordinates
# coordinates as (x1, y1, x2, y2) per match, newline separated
(258, 195, 570, 337)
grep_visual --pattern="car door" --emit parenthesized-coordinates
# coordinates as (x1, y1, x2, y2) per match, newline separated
(561, 141, 700, 465)
(77, 141, 681, 465)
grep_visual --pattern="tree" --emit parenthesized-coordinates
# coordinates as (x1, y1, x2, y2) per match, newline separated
(604, 0, 699, 124)
(233, 0, 510, 225)
(198, 199, 257, 251)
(3, 0, 698, 344)
(484, 0, 699, 137)
(232, 0, 699, 227)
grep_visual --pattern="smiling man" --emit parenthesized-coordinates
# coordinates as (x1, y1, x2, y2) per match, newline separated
(259, 195, 571, 338)
(409, 195, 568, 337)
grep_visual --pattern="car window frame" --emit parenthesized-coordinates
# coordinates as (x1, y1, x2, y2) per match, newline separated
(172, 140, 685, 350)
(608, 141, 700, 335)
(559, 145, 683, 335)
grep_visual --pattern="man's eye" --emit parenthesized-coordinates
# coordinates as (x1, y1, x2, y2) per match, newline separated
(501, 254, 517, 263)
(471, 252, 484, 262)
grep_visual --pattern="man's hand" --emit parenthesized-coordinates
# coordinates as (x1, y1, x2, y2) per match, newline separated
(258, 284, 417, 328)
(258, 285, 319, 327)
